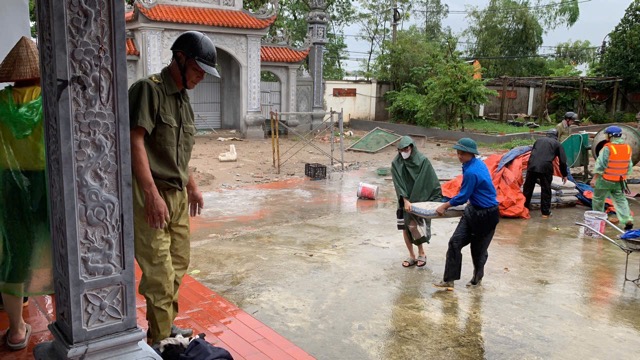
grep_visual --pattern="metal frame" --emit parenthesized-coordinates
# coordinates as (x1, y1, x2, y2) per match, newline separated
(576, 217, 640, 286)
(270, 110, 345, 175)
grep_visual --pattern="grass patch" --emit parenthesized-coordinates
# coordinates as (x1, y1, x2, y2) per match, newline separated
(481, 138, 535, 150)
(454, 119, 555, 135)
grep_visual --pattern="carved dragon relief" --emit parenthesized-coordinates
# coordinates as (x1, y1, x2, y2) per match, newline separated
(67, 0, 123, 288)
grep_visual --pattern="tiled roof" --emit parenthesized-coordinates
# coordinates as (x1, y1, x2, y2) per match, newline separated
(261, 46, 309, 63)
(124, 39, 307, 64)
(126, 38, 139, 56)
(133, 3, 276, 29)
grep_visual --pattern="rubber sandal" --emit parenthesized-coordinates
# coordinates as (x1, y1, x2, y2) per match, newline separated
(416, 255, 427, 267)
(7, 323, 31, 351)
(402, 258, 417, 267)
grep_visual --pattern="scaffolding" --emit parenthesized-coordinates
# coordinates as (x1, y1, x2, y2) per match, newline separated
(269, 110, 345, 175)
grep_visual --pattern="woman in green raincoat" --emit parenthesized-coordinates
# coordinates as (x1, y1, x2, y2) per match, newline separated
(391, 136, 442, 267)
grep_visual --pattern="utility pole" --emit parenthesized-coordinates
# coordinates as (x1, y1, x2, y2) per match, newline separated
(392, 0, 398, 44)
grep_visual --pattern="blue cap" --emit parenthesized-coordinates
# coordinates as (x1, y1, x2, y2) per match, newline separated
(605, 125, 623, 137)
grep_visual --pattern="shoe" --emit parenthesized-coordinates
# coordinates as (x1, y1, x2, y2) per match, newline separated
(466, 278, 482, 288)
(541, 213, 552, 219)
(625, 223, 634, 231)
(416, 255, 427, 268)
(433, 281, 454, 291)
(6, 323, 31, 351)
(170, 324, 193, 337)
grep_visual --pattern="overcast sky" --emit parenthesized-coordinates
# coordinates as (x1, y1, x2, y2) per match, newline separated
(342, 0, 632, 72)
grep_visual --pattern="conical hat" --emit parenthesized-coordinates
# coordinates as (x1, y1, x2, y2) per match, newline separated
(0, 36, 40, 83)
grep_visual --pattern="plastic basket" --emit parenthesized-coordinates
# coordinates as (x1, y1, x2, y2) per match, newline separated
(305, 163, 326, 180)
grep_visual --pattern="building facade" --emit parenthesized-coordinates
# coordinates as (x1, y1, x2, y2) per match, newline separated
(125, 0, 309, 138)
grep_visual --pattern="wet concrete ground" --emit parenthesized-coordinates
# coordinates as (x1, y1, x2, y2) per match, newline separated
(188, 159, 640, 360)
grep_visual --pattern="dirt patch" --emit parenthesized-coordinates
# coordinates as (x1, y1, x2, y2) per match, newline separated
(188, 130, 497, 193)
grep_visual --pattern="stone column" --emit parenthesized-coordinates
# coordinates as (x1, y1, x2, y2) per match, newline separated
(34, 0, 158, 358)
(287, 66, 300, 127)
(307, 0, 328, 129)
(141, 28, 164, 77)
(244, 35, 265, 139)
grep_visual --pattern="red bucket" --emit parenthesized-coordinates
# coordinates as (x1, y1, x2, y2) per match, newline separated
(357, 182, 378, 200)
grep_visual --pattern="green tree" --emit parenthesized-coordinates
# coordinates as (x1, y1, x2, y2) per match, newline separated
(465, 0, 581, 78)
(383, 29, 496, 128)
(601, 0, 640, 90)
(412, 0, 449, 41)
(554, 39, 597, 65)
(246, 0, 355, 80)
(372, 26, 445, 87)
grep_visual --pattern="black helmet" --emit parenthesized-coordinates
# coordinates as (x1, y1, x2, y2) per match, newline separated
(564, 111, 578, 121)
(546, 129, 558, 139)
(171, 31, 219, 78)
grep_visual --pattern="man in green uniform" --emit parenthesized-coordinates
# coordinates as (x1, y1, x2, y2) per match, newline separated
(555, 111, 578, 143)
(391, 136, 442, 268)
(128, 31, 219, 344)
(590, 126, 634, 230)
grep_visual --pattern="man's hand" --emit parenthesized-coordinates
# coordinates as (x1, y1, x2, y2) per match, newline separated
(144, 191, 170, 229)
(188, 188, 204, 217)
(562, 176, 567, 184)
(436, 202, 450, 216)
(403, 199, 412, 213)
(590, 174, 598, 188)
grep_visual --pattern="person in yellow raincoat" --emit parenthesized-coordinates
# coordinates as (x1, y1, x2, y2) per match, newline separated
(0, 36, 53, 351)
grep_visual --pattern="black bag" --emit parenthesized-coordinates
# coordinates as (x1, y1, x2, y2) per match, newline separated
(396, 208, 405, 230)
(179, 337, 234, 360)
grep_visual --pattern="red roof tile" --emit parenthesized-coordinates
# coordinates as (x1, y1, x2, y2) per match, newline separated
(135, 3, 276, 29)
(261, 46, 309, 63)
(126, 38, 139, 56)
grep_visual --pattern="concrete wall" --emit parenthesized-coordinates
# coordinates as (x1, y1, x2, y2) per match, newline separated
(0, 0, 31, 88)
(324, 80, 378, 123)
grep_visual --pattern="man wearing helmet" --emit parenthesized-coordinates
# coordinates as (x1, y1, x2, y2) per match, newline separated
(590, 126, 634, 230)
(128, 31, 220, 344)
(555, 111, 579, 142)
(522, 129, 568, 218)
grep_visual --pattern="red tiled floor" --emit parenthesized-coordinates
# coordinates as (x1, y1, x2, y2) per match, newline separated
(0, 266, 314, 359)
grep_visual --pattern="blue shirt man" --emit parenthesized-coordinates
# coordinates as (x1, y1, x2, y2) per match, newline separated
(434, 138, 499, 290)
(449, 156, 498, 209)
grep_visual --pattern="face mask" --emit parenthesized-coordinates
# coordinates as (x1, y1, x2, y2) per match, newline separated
(401, 150, 411, 159)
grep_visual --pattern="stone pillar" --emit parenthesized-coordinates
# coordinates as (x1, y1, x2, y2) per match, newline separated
(307, 0, 328, 129)
(141, 28, 164, 77)
(244, 35, 264, 139)
(287, 66, 300, 127)
(34, 0, 158, 359)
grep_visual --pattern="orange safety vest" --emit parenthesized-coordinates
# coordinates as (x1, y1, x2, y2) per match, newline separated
(603, 143, 632, 182)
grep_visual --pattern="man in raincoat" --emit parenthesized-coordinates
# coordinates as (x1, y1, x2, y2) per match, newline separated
(590, 125, 633, 230)
(391, 136, 441, 268)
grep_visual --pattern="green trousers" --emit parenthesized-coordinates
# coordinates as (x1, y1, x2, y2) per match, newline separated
(133, 180, 190, 343)
(592, 182, 633, 225)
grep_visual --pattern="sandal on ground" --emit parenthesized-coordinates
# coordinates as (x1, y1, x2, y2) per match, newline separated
(6, 323, 31, 351)
(416, 255, 427, 267)
(402, 258, 418, 267)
